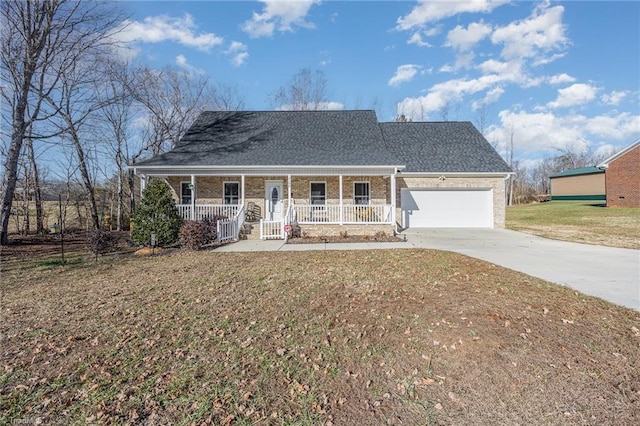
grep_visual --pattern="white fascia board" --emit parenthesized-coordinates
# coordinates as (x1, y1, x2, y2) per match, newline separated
(131, 164, 406, 176)
(399, 171, 513, 178)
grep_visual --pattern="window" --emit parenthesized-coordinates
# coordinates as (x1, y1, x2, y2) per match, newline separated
(181, 182, 192, 204)
(224, 182, 239, 205)
(310, 182, 326, 205)
(354, 182, 370, 205)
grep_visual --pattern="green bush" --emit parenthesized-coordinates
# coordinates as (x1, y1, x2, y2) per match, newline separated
(131, 179, 183, 247)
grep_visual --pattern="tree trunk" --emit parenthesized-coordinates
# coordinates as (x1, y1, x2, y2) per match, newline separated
(26, 137, 45, 234)
(67, 123, 101, 230)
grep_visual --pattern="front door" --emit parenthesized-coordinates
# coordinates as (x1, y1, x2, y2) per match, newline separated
(265, 181, 284, 220)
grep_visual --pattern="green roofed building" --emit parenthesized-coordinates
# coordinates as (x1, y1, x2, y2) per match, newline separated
(549, 166, 605, 201)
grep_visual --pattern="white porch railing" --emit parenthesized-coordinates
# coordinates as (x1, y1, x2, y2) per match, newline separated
(177, 204, 240, 221)
(292, 204, 391, 224)
(260, 219, 284, 240)
(217, 205, 245, 243)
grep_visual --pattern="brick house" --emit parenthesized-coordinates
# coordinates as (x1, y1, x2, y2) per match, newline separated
(130, 110, 512, 240)
(598, 139, 640, 207)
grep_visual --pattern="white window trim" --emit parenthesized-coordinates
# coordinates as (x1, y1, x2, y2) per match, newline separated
(354, 181, 370, 205)
(180, 181, 192, 205)
(223, 181, 240, 205)
(310, 181, 327, 207)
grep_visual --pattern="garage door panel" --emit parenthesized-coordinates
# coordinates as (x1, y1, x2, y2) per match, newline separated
(401, 189, 493, 228)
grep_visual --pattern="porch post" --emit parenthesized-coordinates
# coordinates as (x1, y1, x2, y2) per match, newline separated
(339, 174, 343, 225)
(390, 170, 397, 226)
(287, 174, 292, 208)
(140, 175, 146, 197)
(190, 174, 196, 221)
(241, 174, 245, 206)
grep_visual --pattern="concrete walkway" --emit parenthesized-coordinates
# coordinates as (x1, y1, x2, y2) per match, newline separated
(214, 229, 640, 312)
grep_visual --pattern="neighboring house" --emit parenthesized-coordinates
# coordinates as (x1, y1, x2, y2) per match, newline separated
(597, 139, 640, 207)
(549, 167, 606, 201)
(130, 110, 512, 240)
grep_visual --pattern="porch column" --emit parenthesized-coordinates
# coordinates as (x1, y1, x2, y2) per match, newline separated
(287, 174, 292, 208)
(140, 175, 146, 197)
(390, 170, 397, 227)
(339, 174, 343, 225)
(241, 174, 245, 206)
(190, 174, 196, 221)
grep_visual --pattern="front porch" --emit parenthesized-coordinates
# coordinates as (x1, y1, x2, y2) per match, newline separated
(141, 171, 398, 241)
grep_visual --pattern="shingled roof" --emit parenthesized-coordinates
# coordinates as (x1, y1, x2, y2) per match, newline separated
(133, 110, 511, 174)
(380, 121, 512, 173)
(134, 110, 400, 167)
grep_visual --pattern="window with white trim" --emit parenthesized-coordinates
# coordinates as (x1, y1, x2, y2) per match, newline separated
(181, 182, 192, 204)
(223, 181, 239, 205)
(310, 182, 326, 205)
(354, 182, 370, 205)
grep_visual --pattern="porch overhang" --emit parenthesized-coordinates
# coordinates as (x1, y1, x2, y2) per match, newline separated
(130, 164, 405, 177)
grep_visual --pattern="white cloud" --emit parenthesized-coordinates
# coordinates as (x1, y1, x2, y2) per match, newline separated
(226, 41, 249, 67)
(396, 0, 507, 31)
(445, 21, 492, 51)
(548, 73, 576, 85)
(396, 68, 524, 120)
(116, 14, 223, 51)
(491, 3, 568, 62)
(407, 32, 432, 47)
(175, 54, 204, 74)
(242, 0, 321, 38)
(388, 64, 422, 87)
(485, 109, 640, 155)
(601, 90, 628, 106)
(547, 83, 597, 109)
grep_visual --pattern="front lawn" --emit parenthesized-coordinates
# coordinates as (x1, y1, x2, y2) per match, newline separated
(2, 249, 638, 425)
(506, 201, 640, 249)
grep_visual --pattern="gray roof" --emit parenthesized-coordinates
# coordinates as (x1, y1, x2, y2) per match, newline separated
(380, 121, 512, 173)
(134, 110, 511, 174)
(134, 110, 400, 167)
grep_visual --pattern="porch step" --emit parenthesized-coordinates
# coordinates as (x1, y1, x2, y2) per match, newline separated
(241, 222, 261, 240)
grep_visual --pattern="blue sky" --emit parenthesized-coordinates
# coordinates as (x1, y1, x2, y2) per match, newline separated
(115, 0, 640, 165)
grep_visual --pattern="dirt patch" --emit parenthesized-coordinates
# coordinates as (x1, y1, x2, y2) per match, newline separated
(2, 246, 638, 425)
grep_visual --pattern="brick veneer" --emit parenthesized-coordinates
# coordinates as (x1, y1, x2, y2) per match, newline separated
(605, 145, 640, 207)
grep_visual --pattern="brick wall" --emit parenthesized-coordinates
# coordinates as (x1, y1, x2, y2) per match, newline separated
(605, 145, 640, 207)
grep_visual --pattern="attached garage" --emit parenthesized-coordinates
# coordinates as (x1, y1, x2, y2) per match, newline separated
(401, 188, 494, 228)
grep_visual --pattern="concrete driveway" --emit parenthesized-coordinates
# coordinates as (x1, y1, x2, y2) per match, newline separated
(402, 229, 640, 312)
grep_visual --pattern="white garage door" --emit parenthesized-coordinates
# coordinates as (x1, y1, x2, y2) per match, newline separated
(401, 189, 493, 228)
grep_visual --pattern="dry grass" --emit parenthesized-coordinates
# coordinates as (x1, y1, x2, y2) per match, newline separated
(2, 246, 639, 425)
(506, 201, 640, 249)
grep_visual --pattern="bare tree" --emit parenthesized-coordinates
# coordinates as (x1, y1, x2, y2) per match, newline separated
(128, 66, 216, 155)
(0, 0, 124, 244)
(270, 67, 330, 110)
(94, 60, 136, 230)
(212, 83, 246, 111)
